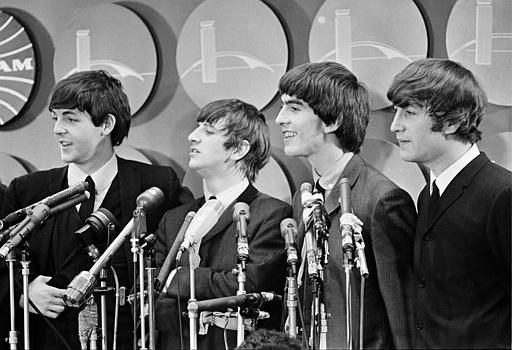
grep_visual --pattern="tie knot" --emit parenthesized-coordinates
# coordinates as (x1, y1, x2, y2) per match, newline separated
(79, 176, 96, 221)
(314, 180, 325, 198)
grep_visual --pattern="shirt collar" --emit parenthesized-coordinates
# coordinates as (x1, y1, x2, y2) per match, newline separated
(429, 144, 480, 196)
(203, 178, 250, 213)
(67, 154, 118, 195)
(313, 152, 354, 195)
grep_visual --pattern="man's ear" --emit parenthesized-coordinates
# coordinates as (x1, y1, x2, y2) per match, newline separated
(324, 118, 341, 134)
(231, 140, 250, 161)
(442, 120, 461, 136)
(102, 114, 116, 136)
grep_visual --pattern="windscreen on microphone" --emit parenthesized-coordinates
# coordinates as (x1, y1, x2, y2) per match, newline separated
(136, 187, 165, 211)
(233, 202, 250, 222)
(75, 208, 117, 260)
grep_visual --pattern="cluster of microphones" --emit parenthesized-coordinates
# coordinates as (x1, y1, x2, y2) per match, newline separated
(0, 178, 361, 319)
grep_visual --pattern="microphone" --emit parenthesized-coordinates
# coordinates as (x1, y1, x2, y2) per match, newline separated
(136, 187, 165, 211)
(304, 228, 319, 280)
(176, 199, 224, 263)
(339, 178, 354, 262)
(63, 188, 164, 308)
(0, 181, 88, 230)
(155, 211, 195, 293)
(233, 202, 250, 262)
(0, 203, 51, 260)
(75, 208, 117, 261)
(300, 182, 314, 208)
(280, 218, 299, 274)
(194, 292, 282, 312)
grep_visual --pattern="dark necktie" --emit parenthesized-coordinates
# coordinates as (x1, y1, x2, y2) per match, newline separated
(79, 176, 95, 221)
(427, 180, 440, 218)
(314, 180, 325, 198)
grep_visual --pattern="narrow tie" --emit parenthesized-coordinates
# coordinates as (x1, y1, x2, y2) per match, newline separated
(427, 180, 440, 219)
(79, 176, 95, 221)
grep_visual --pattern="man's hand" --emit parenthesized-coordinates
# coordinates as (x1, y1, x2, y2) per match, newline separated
(19, 275, 66, 318)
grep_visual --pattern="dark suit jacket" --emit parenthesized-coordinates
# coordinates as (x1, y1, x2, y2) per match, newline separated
(0, 156, 193, 349)
(154, 183, 292, 350)
(293, 154, 416, 349)
(414, 153, 511, 349)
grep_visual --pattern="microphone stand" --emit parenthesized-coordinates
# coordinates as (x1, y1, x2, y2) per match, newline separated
(21, 244, 31, 350)
(313, 206, 329, 350)
(88, 222, 116, 350)
(285, 273, 298, 339)
(145, 243, 157, 350)
(343, 249, 354, 350)
(6, 249, 19, 350)
(188, 257, 198, 350)
(354, 231, 368, 350)
(131, 207, 148, 350)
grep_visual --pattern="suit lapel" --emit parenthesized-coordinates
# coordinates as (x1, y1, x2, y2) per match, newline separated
(324, 154, 364, 215)
(418, 153, 490, 236)
(201, 183, 258, 244)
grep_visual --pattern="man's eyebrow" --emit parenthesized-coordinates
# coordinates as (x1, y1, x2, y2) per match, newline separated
(283, 98, 305, 106)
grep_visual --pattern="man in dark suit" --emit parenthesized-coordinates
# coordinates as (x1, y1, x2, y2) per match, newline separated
(387, 58, 511, 349)
(154, 99, 292, 350)
(275, 62, 416, 349)
(0, 70, 192, 350)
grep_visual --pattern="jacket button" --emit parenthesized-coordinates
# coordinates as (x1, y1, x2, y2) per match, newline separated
(415, 321, 423, 330)
(422, 235, 431, 244)
(418, 278, 426, 288)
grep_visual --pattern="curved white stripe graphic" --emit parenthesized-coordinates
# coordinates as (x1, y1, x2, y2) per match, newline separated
(0, 28, 25, 47)
(0, 76, 35, 84)
(0, 86, 28, 101)
(0, 15, 13, 32)
(0, 44, 33, 59)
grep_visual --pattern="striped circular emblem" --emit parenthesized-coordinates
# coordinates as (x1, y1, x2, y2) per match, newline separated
(0, 10, 36, 126)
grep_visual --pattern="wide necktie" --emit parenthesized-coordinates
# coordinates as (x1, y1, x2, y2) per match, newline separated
(79, 176, 95, 221)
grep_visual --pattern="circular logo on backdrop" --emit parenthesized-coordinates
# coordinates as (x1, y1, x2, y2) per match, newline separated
(446, 0, 512, 106)
(309, 0, 428, 110)
(176, 0, 289, 109)
(53, 3, 158, 115)
(0, 10, 36, 126)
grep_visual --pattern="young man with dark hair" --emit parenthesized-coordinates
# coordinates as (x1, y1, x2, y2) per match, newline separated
(388, 58, 511, 349)
(0, 70, 192, 349)
(154, 98, 291, 350)
(275, 61, 416, 349)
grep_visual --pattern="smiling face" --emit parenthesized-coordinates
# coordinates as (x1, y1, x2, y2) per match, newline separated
(275, 94, 327, 159)
(187, 119, 239, 179)
(390, 105, 449, 168)
(52, 108, 114, 173)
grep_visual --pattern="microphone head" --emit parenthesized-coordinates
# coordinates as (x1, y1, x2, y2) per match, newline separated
(136, 187, 165, 211)
(300, 182, 313, 206)
(280, 218, 297, 238)
(233, 202, 250, 222)
(86, 208, 117, 233)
